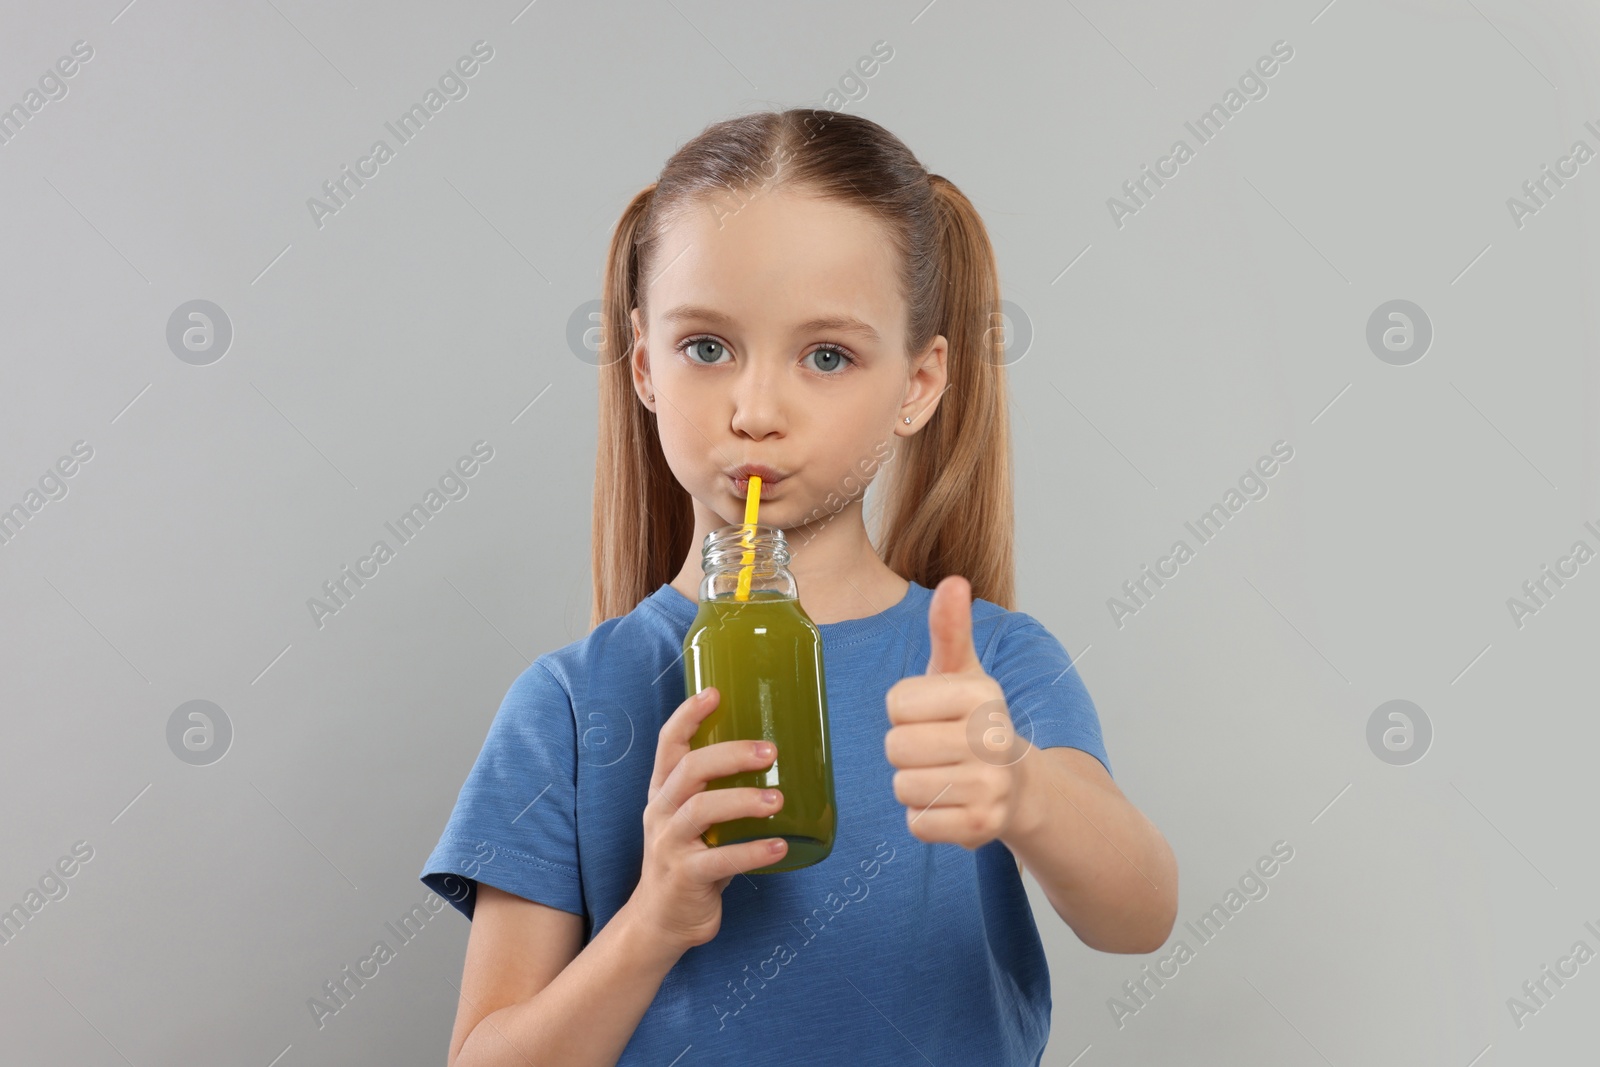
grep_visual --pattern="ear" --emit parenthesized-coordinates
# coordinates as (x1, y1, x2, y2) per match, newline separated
(898, 333, 948, 432)
(630, 307, 654, 411)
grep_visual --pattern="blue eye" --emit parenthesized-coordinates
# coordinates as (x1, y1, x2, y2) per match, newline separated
(674, 335, 857, 374)
(805, 346, 853, 373)
(681, 337, 728, 364)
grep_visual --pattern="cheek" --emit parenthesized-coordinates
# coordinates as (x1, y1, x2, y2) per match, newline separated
(818, 405, 895, 468)
(656, 405, 727, 488)
(656, 417, 703, 470)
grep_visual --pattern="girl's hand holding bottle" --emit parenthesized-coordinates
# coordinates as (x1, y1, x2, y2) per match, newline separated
(628, 685, 787, 953)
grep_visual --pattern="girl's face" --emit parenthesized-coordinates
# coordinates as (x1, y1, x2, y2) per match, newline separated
(631, 188, 947, 533)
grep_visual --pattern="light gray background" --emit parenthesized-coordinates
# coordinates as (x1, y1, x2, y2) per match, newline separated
(3, 0, 1596, 1064)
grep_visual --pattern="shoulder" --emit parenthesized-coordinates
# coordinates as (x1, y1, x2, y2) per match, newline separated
(971, 599, 1110, 775)
(967, 599, 1099, 718)
(494, 589, 684, 733)
(965, 595, 1068, 670)
(524, 592, 674, 689)
(474, 613, 645, 767)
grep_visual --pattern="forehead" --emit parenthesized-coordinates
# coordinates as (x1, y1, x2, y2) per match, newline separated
(645, 190, 904, 338)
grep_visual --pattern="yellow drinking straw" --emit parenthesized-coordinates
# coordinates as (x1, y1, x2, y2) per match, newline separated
(734, 475, 762, 600)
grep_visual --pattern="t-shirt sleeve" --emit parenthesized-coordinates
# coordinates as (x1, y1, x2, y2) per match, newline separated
(987, 614, 1112, 779)
(419, 659, 584, 921)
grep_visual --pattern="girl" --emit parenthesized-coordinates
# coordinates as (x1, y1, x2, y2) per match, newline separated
(421, 108, 1176, 1066)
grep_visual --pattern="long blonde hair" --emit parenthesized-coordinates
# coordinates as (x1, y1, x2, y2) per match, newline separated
(591, 108, 1014, 628)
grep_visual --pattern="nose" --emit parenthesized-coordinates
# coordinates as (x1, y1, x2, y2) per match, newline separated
(728, 354, 787, 440)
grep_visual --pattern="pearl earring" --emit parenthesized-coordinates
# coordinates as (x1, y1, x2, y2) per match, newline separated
(903, 416, 911, 424)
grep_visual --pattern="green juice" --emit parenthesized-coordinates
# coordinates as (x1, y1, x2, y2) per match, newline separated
(683, 592, 836, 873)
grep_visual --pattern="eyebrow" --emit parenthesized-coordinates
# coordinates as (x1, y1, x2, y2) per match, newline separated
(661, 304, 882, 343)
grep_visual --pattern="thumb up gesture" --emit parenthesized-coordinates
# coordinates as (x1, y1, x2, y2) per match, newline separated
(885, 575, 1029, 849)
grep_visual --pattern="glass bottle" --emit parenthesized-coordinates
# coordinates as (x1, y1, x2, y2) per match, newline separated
(682, 523, 836, 873)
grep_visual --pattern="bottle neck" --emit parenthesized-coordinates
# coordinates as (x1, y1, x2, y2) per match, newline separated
(698, 524, 797, 601)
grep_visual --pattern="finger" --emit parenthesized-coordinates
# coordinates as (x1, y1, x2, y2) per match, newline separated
(658, 737, 777, 813)
(673, 786, 783, 842)
(905, 804, 998, 848)
(892, 767, 985, 810)
(886, 675, 994, 725)
(650, 687, 721, 794)
(925, 575, 981, 677)
(689, 836, 789, 881)
(885, 720, 971, 768)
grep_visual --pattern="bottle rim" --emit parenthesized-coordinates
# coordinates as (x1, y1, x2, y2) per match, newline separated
(702, 522, 786, 545)
(700, 523, 790, 569)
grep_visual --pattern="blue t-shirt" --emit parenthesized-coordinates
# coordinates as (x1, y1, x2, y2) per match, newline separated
(420, 579, 1111, 1066)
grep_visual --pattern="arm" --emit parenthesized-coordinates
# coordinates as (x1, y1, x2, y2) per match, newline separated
(446, 684, 786, 1065)
(884, 576, 1176, 954)
(1001, 745, 1178, 954)
(449, 887, 684, 1067)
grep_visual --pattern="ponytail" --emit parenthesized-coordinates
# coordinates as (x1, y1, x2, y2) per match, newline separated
(877, 175, 1015, 609)
(591, 184, 694, 628)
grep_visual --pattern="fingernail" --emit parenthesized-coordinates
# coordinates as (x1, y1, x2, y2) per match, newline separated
(761, 789, 780, 804)
(756, 742, 775, 758)
(768, 839, 787, 852)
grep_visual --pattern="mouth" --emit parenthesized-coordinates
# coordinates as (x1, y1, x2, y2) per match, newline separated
(729, 474, 785, 498)
(728, 464, 788, 497)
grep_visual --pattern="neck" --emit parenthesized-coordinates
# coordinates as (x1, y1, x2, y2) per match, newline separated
(670, 496, 909, 625)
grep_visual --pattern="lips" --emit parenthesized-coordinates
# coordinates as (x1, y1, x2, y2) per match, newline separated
(728, 463, 788, 496)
